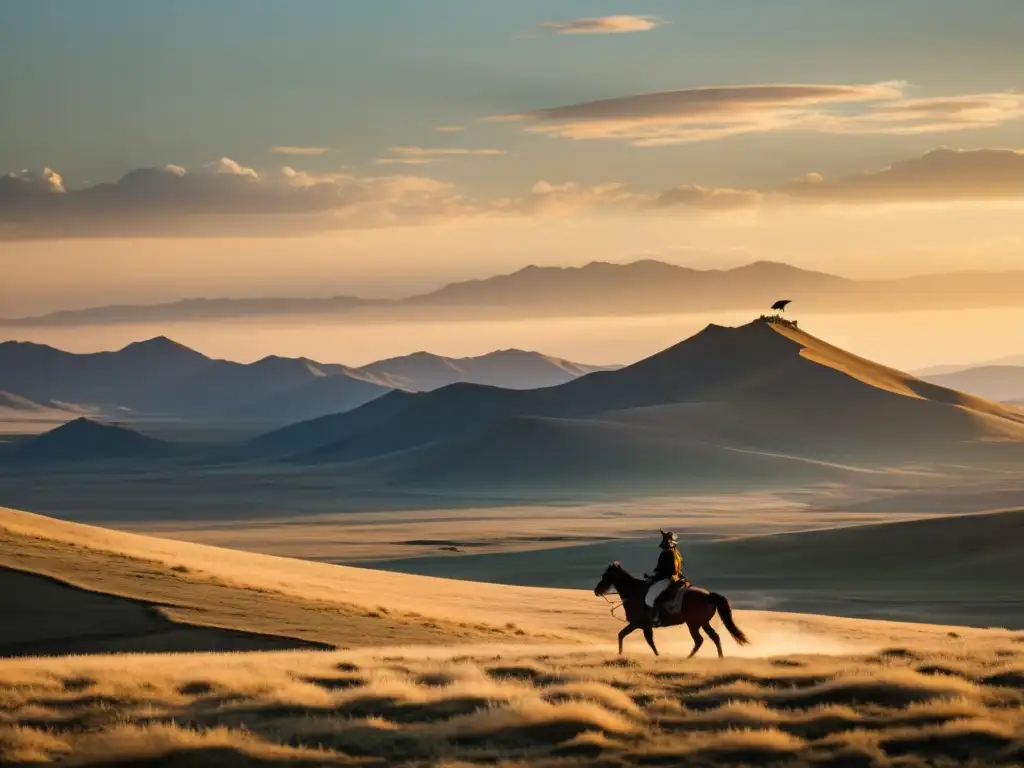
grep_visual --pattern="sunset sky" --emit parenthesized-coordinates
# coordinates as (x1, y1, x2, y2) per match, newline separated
(3, 0, 1024, 315)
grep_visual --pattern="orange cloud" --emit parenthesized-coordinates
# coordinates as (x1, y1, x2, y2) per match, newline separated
(375, 146, 507, 165)
(539, 15, 664, 35)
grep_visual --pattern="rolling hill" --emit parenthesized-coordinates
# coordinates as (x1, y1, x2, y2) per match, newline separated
(1, 506, 1020, 768)
(258, 319, 1024, 492)
(0, 418, 176, 464)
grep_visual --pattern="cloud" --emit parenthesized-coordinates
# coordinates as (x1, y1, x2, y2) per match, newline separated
(807, 93, 1024, 136)
(268, 146, 332, 156)
(782, 147, 1024, 203)
(0, 158, 474, 239)
(651, 184, 765, 210)
(434, 125, 465, 133)
(1, 167, 66, 195)
(6, 146, 1022, 239)
(0, 157, 748, 239)
(495, 83, 1024, 146)
(494, 179, 761, 217)
(375, 146, 507, 165)
(539, 15, 664, 35)
(510, 180, 642, 215)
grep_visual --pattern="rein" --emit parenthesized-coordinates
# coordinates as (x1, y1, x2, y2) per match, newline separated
(599, 592, 628, 624)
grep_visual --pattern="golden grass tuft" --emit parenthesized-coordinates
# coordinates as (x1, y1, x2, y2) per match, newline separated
(1, 641, 1021, 766)
(0, 725, 72, 764)
(63, 723, 345, 766)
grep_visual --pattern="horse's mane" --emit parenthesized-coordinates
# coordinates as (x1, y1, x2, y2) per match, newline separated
(610, 561, 646, 590)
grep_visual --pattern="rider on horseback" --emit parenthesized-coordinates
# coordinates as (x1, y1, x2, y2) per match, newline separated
(645, 529, 686, 626)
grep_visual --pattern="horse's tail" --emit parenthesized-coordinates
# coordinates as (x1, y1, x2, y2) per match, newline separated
(710, 592, 750, 646)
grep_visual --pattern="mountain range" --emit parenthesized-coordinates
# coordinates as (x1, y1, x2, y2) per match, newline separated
(0, 338, 615, 424)
(7, 259, 1024, 327)
(8, 318, 1023, 496)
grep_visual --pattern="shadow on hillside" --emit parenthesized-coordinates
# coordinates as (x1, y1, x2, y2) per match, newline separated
(0, 567, 328, 658)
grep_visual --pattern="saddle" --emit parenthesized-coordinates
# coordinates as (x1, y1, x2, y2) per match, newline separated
(659, 579, 693, 616)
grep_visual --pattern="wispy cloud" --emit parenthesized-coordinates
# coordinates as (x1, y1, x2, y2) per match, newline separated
(433, 125, 465, 133)
(494, 83, 1024, 146)
(268, 146, 332, 156)
(539, 15, 665, 35)
(375, 146, 506, 165)
(807, 93, 1024, 136)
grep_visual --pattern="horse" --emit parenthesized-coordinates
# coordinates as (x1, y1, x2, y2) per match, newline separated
(594, 561, 750, 657)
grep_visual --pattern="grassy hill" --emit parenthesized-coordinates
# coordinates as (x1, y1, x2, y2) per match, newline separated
(0, 505, 1021, 767)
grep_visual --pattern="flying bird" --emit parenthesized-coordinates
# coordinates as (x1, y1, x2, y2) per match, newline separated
(771, 299, 791, 312)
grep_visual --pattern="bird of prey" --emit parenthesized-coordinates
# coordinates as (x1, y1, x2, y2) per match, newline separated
(771, 299, 791, 312)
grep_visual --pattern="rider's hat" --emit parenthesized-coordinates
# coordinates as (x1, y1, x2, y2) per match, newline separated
(660, 529, 678, 545)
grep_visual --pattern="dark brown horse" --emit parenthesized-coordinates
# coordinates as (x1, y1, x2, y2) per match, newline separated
(594, 561, 750, 657)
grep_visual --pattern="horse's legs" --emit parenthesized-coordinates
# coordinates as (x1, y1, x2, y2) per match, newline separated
(703, 621, 723, 659)
(642, 626, 659, 657)
(618, 622, 639, 654)
(687, 621, 704, 659)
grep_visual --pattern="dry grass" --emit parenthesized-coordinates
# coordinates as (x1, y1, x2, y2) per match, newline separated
(1, 642, 1020, 766)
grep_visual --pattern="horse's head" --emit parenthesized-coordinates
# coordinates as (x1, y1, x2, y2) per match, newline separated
(594, 561, 623, 597)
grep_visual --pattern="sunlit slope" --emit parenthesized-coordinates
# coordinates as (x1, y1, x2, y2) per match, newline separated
(770, 322, 1024, 428)
(0, 506, 576, 649)
(0, 506, 1004, 657)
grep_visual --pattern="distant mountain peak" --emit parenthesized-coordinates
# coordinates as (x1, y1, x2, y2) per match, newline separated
(123, 335, 177, 348)
(57, 416, 111, 432)
(55, 416, 151, 435)
(479, 348, 533, 358)
(118, 336, 205, 359)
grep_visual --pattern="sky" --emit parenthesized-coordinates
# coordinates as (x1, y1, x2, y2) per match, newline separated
(2, 0, 1024, 316)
